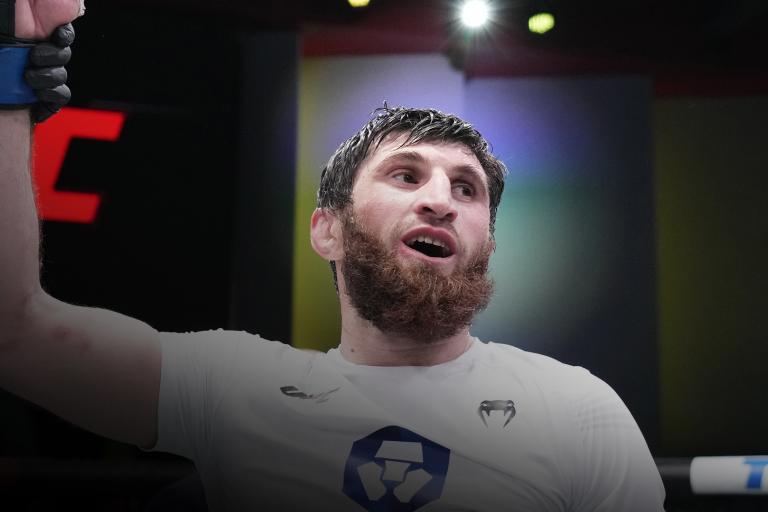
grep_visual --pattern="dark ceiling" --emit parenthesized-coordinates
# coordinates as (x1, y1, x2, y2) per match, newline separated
(110, 0, 768, 79)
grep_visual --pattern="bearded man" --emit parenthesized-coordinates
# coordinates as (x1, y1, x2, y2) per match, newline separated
(0, 1, 664, 510)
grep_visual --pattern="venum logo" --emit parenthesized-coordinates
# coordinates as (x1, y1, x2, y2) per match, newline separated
(343, 426, 451, 512)
(477, 400, 516, 428)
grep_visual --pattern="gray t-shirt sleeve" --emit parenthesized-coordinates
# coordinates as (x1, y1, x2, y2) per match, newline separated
(147, 330, 251, 460)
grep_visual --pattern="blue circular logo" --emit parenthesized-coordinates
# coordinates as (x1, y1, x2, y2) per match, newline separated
(343, 426, 451, 512)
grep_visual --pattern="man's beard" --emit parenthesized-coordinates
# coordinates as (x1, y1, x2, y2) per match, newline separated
(340, 215, 494, 344)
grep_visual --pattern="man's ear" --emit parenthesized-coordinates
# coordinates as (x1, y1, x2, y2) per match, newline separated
(310, 208, 344, 261)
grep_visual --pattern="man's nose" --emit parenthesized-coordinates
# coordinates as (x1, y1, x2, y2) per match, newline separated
(414, 173, 457, 222)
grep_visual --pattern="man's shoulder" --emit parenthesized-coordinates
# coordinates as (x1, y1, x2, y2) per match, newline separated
(477, 341, 613, 397)
(160, 328, 282, 346)
(477, 340, 585, 374)
(157, 329, 327, 385)
(158, 329, 302, 364)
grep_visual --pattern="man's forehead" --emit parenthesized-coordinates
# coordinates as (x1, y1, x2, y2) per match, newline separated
(372, 131, 470, 153)
(365, 132, 485, 177)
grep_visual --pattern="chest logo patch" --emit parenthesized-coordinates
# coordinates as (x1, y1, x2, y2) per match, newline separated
(478, 400, 516, 427)
(279, 385, 340, 403)
(343, 426, 451, 512)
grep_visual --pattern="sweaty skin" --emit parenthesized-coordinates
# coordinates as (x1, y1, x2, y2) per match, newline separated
(310, 134, 494, 366)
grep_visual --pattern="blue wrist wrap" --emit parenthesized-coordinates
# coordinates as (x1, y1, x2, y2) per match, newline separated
(0, 46, 36, 105)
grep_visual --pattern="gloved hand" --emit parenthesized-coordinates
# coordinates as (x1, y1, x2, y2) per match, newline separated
(24, 23, 74, 123)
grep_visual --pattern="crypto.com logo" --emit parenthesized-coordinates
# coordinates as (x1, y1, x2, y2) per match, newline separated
(343, 426, 451, 512)
(33, 107, 126, 223)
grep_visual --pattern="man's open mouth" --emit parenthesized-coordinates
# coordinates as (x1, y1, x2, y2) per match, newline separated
(404, 236, 453, 258)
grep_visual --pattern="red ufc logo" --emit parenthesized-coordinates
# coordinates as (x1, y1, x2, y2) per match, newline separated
(32, 107, 126, 223)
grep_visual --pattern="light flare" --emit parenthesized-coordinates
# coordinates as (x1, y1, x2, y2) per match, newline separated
(460, 0, 491, 29)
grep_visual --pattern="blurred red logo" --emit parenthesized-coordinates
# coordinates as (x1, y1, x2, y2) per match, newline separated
(32, 107, 126, 224)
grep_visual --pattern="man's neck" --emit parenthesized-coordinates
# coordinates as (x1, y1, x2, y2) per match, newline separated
(337, 309, 475, 366)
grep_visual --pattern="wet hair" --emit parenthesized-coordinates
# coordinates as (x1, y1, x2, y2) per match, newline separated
(316, 106, 507, 290)
(317, 105, 507, 231)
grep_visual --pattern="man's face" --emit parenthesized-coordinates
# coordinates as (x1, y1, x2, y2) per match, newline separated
(336, 134, 495, 342)
(348, 133, 493, 274)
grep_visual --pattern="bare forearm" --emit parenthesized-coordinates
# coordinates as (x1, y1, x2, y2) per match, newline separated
(1, 0, 85, 325)
(0, 109, 44, 329)
(1, 294, 161, 447)
(0, 110, 162, 446)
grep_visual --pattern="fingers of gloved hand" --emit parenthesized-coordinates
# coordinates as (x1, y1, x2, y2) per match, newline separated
(25, 66, 68, 89)
(32, 102, 62, 124)
(36, 84, 71, 106)
(29, 44, 72, 67)
(50, 23, 76, 48)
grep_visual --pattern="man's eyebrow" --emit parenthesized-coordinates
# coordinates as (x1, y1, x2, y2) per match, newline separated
(374, 150, 426, 169)
(453, 164, 487, 185)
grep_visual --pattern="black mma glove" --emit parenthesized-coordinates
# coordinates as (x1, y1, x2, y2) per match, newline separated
(24, 23, 74, 123)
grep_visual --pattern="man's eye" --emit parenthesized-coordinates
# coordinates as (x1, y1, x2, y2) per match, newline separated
(454, 183, 474, 197)
(393, 172, 417, 184)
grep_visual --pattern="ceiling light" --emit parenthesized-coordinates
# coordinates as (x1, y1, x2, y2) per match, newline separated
(528, 12, 555, 34)
(460, 0, 491, 29)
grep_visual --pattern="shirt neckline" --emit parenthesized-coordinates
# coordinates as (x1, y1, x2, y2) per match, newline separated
(325, 337, 482, 376)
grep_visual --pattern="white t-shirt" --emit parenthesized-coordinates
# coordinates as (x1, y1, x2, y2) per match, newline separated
(150, 330, 665, 511)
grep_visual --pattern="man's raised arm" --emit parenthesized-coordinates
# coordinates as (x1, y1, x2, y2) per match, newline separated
(0, 0, 160, 448)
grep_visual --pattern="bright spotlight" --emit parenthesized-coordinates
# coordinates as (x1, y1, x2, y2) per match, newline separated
(460, 0, 491, 29)
(528, 12, 555, 34)
(348, 0, 370, 7)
